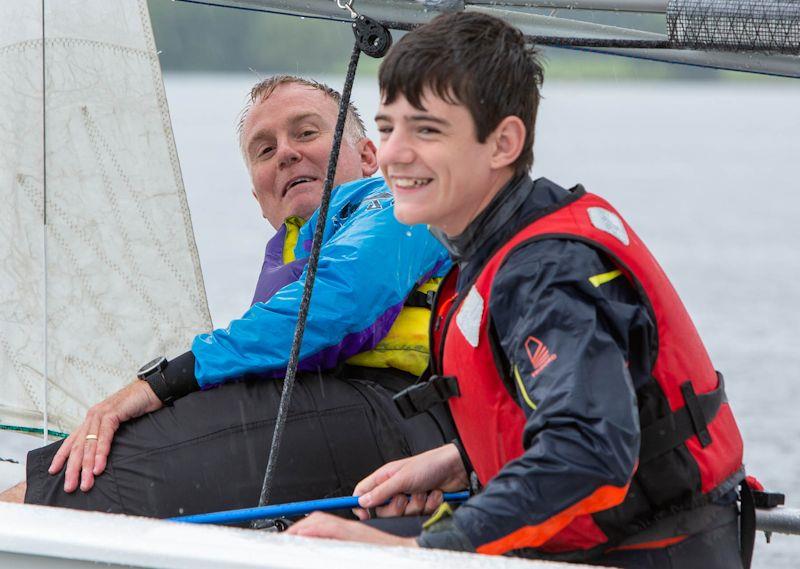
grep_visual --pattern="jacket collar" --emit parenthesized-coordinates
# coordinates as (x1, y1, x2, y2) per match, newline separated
(432, 174, 534, 265)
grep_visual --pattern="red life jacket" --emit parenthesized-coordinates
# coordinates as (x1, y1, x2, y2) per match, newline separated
(428, 190, 744, 555)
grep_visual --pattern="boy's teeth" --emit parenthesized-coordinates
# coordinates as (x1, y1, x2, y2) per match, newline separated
(395, 178, 430, 188)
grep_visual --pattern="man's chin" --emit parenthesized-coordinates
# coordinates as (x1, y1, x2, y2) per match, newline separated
(284, 189, 324, 220)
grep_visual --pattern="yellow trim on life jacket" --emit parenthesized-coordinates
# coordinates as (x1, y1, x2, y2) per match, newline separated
(346, 304, 432, 376)
(282, 216, 305, 264)
(416, 278, 441, 296)
(589, 269, 622, 288)
(422, 502, 453, 530)
(347, 277, 443, 376)
(513, 364, 538, 411)
(279, 216, 437, 377)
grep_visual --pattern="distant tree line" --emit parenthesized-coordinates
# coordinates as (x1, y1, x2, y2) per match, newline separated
(147, 0, 718, 80)
(148, 0, 363, 73)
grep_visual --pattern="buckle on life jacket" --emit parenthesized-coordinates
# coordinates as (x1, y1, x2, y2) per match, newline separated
(404, 289, 436, 309)
(394, 375, 460, 419)
(639, 372, 727, 463)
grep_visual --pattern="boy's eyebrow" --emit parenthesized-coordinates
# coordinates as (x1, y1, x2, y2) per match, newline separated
(374, 113, 450, 126)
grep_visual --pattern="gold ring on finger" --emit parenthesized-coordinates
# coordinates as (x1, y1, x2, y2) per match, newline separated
(85, 434, 98, 441)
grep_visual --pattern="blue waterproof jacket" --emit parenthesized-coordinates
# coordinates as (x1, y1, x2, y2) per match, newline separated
(191, 177, 450, 388)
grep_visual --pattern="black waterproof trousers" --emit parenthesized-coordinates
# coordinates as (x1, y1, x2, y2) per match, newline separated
(25, 366, 454, 518)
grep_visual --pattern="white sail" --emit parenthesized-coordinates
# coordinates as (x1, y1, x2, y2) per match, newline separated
(0, 0, 211, 436)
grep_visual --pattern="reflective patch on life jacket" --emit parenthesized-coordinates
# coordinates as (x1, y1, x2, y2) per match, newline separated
(456, 286, 484, 348)
(588, 207, 629, 246)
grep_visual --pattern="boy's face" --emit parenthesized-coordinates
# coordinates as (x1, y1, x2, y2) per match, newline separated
(375, 89, 499, 236)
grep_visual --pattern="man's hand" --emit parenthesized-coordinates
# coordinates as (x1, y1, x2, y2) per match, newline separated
(286, 512, 418, 547)
(353, 443, 468, 519)
(49, 380, 163, 493)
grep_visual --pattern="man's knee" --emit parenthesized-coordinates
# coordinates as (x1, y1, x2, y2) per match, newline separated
(0, 481, 26, 503)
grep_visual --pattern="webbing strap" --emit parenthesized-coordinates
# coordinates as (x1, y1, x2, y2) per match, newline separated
(394, 375, 461, 419)
(639, 372, 726, 464)
(404, 289, 435, 309)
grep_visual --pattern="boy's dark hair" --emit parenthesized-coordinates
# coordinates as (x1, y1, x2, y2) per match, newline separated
(379, 12, 544, 174)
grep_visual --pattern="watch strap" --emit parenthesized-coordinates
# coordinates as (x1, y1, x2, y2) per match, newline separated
(143, 369, 175, 406)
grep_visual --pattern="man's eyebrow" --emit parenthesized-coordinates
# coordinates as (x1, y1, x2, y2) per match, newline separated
(246, 112, 326, 155)
(374, 113, 450, 127)
(289, 111, 325, 125)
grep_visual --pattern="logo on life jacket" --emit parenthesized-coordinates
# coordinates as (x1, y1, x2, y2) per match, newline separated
(525, 336, 557, 378)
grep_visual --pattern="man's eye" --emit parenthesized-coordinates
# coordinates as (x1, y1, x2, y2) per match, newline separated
(258, 146, 275, 158)
(299, 130, 318, 139)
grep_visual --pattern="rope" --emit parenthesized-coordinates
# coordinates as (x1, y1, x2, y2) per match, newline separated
(526, 36, 671, 48)
(252, 40, 363, 529)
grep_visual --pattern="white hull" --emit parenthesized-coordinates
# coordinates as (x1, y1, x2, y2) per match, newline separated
(0, 502, 591, 569)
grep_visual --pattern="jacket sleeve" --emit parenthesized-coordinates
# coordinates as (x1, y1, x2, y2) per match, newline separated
(191, 185, 449, 388)
(421, 239, 641, 554)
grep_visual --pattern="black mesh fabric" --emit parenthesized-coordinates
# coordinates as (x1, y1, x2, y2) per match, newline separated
(668, 0, 800, 54)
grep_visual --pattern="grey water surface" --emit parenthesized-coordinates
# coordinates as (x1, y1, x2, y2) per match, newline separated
(164, 74, 800, 569)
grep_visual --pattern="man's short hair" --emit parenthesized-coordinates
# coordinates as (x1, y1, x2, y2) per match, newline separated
(238, 75, 367, 161)
(378, 12, 544, 174)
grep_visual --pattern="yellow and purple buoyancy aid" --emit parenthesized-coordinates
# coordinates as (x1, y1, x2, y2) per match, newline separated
(191, 177, 449, 388)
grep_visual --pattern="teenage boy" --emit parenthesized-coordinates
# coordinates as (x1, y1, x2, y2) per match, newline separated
(288, 12, 746, 569)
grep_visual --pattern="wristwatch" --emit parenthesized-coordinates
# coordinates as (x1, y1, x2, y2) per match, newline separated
(137, 356, 174, 405)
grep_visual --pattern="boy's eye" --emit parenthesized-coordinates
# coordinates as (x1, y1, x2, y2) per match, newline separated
(418, 126, 440, 135)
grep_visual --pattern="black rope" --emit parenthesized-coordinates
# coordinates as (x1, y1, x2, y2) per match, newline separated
(251, 40, 362, 529)
(527, 36, 672, 49)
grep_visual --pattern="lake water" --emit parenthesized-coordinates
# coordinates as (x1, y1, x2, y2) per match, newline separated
(164, 74, 800, 568)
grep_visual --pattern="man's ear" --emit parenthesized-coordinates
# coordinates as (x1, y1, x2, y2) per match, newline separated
(252, 188, 267, 219)
(489, 116, 526, 171)
(357, 138, 379, 177)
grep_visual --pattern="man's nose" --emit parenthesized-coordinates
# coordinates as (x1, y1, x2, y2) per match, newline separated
(277, 141, 302, 168)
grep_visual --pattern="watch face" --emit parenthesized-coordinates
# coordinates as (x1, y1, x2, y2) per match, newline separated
(137, 356, 167, 378)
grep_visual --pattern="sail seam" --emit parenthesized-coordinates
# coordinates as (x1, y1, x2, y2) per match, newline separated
(0, 38, 153, 59)
(139, 0, 213, 330)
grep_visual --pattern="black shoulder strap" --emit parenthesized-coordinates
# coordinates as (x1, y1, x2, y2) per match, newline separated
(404, 289, 435, 309)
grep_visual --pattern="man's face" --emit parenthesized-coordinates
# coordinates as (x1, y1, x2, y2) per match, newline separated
(375, 90, 499, 236)
(242, 83, 377, 228)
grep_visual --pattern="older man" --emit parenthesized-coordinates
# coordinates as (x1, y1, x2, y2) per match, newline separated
(4, 76, 453, 517)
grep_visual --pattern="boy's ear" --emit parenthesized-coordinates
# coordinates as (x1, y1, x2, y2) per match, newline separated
(489, 116, 526, 171)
